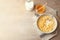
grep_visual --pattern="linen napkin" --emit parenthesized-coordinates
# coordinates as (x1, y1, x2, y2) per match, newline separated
(33, 6, 58, 40)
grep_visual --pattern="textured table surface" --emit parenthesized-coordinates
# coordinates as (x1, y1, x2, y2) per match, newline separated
(34, 0, 60, 40)
(0, 0, 60, 40)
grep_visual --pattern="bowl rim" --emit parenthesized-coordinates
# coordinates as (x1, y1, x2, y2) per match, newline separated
(36, 14, 57, 34)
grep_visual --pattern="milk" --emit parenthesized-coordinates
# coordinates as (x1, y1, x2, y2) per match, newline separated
(25, 0, 34, 11)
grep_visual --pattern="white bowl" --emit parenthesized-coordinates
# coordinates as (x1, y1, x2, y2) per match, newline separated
(34, 14, 57, 35)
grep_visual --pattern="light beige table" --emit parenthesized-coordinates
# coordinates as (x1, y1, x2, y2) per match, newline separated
(0, 0, 41, 40)
(0, 0, 60, 40)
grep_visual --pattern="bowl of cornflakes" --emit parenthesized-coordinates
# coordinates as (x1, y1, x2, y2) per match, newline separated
(36, 14, 57, 34)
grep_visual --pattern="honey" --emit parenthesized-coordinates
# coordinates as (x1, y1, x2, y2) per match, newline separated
(35, 4, 46, 14)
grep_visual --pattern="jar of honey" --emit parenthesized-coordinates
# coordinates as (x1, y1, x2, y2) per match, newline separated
(35, 4, 46, 14)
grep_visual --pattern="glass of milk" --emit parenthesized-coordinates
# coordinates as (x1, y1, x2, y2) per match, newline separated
(25, 0, 34, 11)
